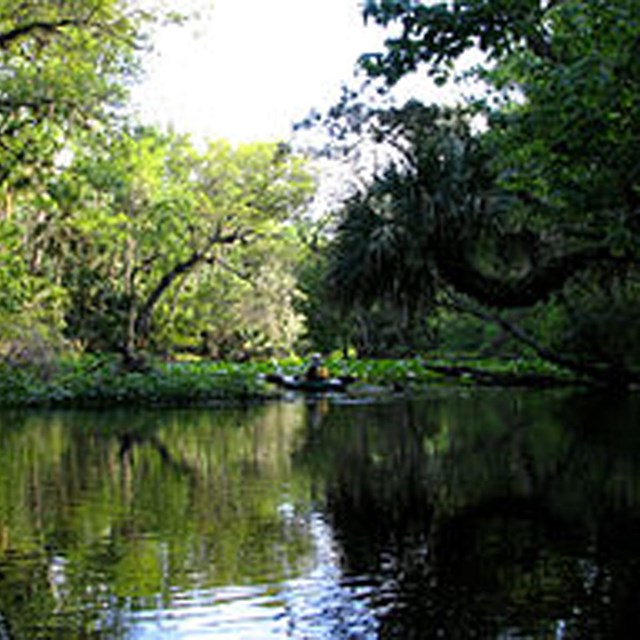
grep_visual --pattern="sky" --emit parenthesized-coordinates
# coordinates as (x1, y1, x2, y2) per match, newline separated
(132, 0, 393, 143)
(130, 0, 477, 211)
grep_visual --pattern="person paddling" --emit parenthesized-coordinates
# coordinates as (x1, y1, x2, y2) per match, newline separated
(305, 353, 329, 381)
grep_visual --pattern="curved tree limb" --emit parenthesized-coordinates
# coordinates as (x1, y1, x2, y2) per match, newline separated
(441, 287, 639, 388)
(0, 19, 85, 49)
(435, 242, 620, 309)
(132, 227, 251, 347)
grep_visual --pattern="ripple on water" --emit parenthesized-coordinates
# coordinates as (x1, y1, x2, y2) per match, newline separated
(127, 574, 381, 640)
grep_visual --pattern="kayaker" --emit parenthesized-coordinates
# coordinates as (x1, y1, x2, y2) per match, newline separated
(305, 353, 330, 381)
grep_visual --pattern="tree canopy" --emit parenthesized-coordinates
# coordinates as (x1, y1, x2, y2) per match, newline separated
(361, 0, 640, 254)
(0, 0, 156, 348)
(0, 1, 316, 363)
(0, 0, 158, 186)
(1, 0, 638, 386)
(311, 0, 640, 382)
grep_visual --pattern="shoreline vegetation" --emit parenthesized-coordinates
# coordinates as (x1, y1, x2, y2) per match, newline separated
(1, 4, 638, 409)
(0, 354, 586, 409)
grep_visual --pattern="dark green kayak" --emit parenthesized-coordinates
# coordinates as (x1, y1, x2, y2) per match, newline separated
(265, 373, 355, 393)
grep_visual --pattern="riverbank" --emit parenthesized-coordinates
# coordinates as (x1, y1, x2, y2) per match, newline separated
(0, 354, 582, 409)
(0, 357, 271, 408)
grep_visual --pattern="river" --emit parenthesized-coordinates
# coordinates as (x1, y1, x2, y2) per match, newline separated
(0, 388, 638, 638)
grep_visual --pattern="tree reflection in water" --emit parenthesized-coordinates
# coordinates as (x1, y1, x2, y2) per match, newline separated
(297, 390, 640, 638)
(0, 391, 638, 638)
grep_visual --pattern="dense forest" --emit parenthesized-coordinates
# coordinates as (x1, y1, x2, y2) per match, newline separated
(0, 0, 638, 396)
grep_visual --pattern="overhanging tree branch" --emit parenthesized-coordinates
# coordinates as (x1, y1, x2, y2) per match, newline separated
(435, 242, 622, 308)
(441, 287, 639, 388)
(0, 19, 86, 49)
(132, 226, 253, 345)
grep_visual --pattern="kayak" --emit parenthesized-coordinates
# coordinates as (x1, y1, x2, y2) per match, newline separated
(265, 373, 355, 393)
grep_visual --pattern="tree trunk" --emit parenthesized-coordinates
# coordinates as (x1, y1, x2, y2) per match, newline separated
(133, 251, 203, 347)
(131, 228, 245, 349)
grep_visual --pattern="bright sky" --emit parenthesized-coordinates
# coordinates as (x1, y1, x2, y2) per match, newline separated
(133, 0, 392, 143)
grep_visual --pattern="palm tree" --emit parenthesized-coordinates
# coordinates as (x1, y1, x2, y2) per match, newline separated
(325, 104, 494, 352)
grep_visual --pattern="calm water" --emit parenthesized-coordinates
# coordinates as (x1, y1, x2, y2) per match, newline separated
(0, 389, 639, 639)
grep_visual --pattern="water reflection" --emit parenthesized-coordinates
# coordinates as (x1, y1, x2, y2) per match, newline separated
(299, 390, 640, 639)
(126, 512, 378, 640)
(0, 390, 638, 638)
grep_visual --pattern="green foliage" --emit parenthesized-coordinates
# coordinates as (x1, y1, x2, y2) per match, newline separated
(0, 356, 278, 408)
(328, 166, 432, 310)
(540, 281, 640, 370)
(0, 218, 68, 345)
(294, 246, 355, 355)
(320, 103, 500, 356)
(1, 1, 316, 365)
(0, 0, 161, 187)
(158, 230, 309, 358)
(69, 132, 313, 354)
(0, 0, 187, 358)
(310, 0, 640, 381)
(0, 352, 578, 408)
(0, 220, 29, 317)
(485, 1, 640, 249)
(362, 0, 640, 256)
(2, 124, 315, 357)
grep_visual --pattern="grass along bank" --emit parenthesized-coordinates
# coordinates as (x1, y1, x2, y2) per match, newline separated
(0, 353, 581, 409)
(0, 356, 275, 408)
